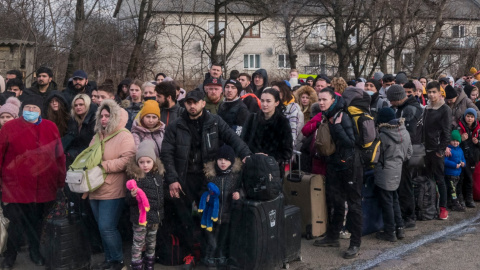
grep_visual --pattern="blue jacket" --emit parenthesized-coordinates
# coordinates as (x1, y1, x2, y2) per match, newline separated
(444, 145, 466, 176)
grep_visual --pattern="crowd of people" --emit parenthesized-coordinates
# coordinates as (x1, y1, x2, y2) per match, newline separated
(0, 64, 479, 269)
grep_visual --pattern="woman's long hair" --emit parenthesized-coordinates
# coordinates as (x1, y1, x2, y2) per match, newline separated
(271, 81, 294, 104)
(71, 94, 92, 126)
(47, 97, 69, 136)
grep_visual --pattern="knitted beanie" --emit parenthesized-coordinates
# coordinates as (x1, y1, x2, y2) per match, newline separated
(136, 140, 157, 163)
(377, 107, 396, 124)
(464, 108, 477, 121)
(216, 144, 236, 165)
(0, 97, 21, 118)
(22, 95, 44, 111)
(386, 85, 407, 101)
(445, 85, 457, 99)
(451, 129, 461, 143)
(140, 100, 160, 120)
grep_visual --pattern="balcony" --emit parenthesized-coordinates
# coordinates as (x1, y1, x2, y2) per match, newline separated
(434, 37, 478, 50)
(305, 37, 333, 51)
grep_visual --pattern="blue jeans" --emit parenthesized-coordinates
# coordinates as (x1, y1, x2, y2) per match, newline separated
(90, 198, 124, 262)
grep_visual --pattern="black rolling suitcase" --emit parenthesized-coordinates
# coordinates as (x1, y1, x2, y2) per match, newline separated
(229, 194, 285, 270)
(43, 194, 91, 270)
(283, 205, 302, 269)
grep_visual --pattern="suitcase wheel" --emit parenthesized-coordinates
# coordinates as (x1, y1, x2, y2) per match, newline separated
(305, 233, 313, 240)
(283, 262, 290, 269)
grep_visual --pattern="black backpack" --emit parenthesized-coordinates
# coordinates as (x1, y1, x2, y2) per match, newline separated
(348, 107, 381, 167)
(412, 175, 438, 220)
(243, 154, 282, 201)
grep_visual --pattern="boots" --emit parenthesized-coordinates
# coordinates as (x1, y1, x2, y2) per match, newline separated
(451, 199, 466, 212)
(143, 256, 155, 270)
(376, 231, 397, 242)
(130, 260, 143, 270)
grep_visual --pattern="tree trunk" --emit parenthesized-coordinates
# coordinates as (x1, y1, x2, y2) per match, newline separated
(64, 0, 85, 86)
(285, 20, 296, 69)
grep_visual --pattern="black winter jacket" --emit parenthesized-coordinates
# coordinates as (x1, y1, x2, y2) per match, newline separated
(62, 80, 96, 107)
(22, 80, 59, 107)
(125, 158, 165, 224)
(161, 103, 184, 127)
(423, 99, 452, 155)
(203, 158, 243, 223)
(161, 110, 252, 186)
(62, 103, 98, 167)
(218, 98, 250, 135)
(325, 96, 356, 170)
(458, 117, 480, 164)
(251, 69, 268, 98)
(241, 110, 293, 164)
(395, 95, 423, 143)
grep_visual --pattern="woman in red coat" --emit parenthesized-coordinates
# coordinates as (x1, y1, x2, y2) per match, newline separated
(0, 95, 66, 269)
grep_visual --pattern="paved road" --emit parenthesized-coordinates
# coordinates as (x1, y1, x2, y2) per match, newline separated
(8, 202, 480, 270)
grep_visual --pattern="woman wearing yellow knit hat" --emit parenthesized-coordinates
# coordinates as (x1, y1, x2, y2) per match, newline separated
(130, 100, 165, 156)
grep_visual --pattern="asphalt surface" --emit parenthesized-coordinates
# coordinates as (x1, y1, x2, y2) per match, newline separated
(7, 202, 480, 270)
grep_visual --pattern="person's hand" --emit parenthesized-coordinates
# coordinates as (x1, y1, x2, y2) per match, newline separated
(232, 192, 240, 200)
(445, 147, 452, 157)
(169, 182, 183, 198)
(473, 137, 479, 144)
(257, 152, 268, 156)
(206, 194, 210, 202)
(242, 156, 250, 163)
(461, 161, 465, 167)
(436, 152, 444, 158)
(457, 163, 461, 169)
(462, 133, 469, 141)
(334, 113, 343, 124)
(130, 188, 138, 198)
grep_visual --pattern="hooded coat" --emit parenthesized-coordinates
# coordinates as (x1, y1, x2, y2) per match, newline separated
(43, 90, 70, 117)
(131, 117, 165, 157)
(251, 69, 268, 98)
(284, 98, 304, 147)
(62, 102, 98, 166)
(0, 117, 65, 203)
(125, 158, 165, 224)
(203, 158, 243, 223)
(89, 99, 136, 200)
(117, 78, 131, 100)
(458, 115, 480, 164)
(294, 86, 317, 122)
(449, 89, 480, 128)
(444, 144, 466, 177)
(374, 119, 412, 191)
(62, 80, 95, 107)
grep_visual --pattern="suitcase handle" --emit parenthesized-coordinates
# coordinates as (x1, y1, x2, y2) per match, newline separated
(288, 150, 302, 181)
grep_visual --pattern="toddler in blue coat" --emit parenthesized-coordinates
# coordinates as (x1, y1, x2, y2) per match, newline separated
(444, 130, 466, 212)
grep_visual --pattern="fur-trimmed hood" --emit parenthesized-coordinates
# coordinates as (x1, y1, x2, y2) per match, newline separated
(378, 118, 405, 129)
(379, 118, 408, 144)
(94, 99, 128, 136)
(203, 158, 243, 178)
(294, 85, 317, 107)
(125, 157, 165, 180)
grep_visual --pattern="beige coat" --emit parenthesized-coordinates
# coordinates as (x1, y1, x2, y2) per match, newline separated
(88, 99, 136, 200)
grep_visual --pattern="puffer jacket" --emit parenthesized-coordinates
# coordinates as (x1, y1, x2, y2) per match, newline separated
(62, 102, 98, 167)
(89, 99, 136, 200)
(395, 95, 423, 142)
(203, 158, 243, 223)
(374, 119, 412, 191)
(161, 103, 184, 127)
(458, 116, 480, 164)
(251, 69, 268, 98)
(62, 80, 95, 106)
(122, 98, 143, 130)
(217, 97, 250, 135)
(324, 96, 356, 170)
(294, 85, 317, 122)
(161, 110, 252, 186)
(450, 90, 480, 128)
(284, 98, 304, 147)
(444, 145, 466, 177)
(424, 99, 452, 155)
(125, 158, 165, 224)
(131, 118, 165, 157)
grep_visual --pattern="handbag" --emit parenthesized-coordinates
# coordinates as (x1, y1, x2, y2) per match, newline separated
(65, 128, 127, 193)
(407, 143, 426, 168)
(0, 206, 9, 254)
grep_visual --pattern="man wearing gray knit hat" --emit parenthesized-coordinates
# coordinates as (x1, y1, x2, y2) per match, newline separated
(386, 84, 407, 104)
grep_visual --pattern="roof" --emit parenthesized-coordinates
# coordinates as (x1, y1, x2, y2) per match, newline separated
(0, 39, 35, 46)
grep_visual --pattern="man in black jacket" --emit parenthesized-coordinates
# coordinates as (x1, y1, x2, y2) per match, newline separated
(21, 67, 58, 106)
(424, 81, 452, 220)
(62, 70, 95, 106)
(387, 84, 423, 229)
(161, 90, 251, 269)
(155, 81, 184, 127)
(218, 79, 250, 135)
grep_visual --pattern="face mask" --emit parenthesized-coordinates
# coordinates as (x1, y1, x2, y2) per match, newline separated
(366, 91, 374, 96)
(23, 111, 40, 122)
(144, 96, 156, 101)
(385, 86, 391, 92)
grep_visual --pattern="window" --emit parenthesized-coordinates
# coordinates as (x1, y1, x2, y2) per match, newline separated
(477, 27, 480, 37)
(244, 21, 260, 38)
(244, 54, 260, 69)
(311, 23, 327, 41)
(309, 54, 326, 74)
(208, 20, 225, 36)
(403, 53, 413, 67)
(278, 54, 290, 69)
(452, 25, 465, 38)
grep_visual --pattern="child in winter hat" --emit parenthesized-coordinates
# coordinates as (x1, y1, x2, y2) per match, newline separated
(0, 97, 21, 128)
(444, 130, 466, 213)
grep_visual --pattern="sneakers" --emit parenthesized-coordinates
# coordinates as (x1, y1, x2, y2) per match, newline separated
(340, 229, 351, 239)
(343, 246, 360, 259)
(465, 200, 476, 208)
(183, 254, 196, 270)
(451, 200, 466, 212)
(376, 231, 397, 242)
(439, 207, 449, 220)
(396, 227, 405, 240)
(313, 237, 340, 247)
(404, 220, 417, 231)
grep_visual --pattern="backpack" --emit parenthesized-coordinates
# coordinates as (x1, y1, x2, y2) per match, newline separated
(65, 128, 127, 193)
(242, 154, 282, 201)
(347, 106, 381, 167)
(241, 93, 261, 109)
(412, 175, 438, 220)
(314, 115, 336, 156)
